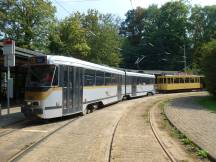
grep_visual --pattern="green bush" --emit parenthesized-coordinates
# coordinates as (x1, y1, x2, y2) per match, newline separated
(201, 40, 216, 96)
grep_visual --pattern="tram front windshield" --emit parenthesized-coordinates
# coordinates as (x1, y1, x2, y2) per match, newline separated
(26, 65, 55, 87)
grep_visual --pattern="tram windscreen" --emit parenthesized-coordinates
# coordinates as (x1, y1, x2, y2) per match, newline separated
(26, 65, 56, 87)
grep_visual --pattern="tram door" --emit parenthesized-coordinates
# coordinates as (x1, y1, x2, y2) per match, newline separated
(73, 67, 83, 112)
(132, 77, 136, 97)
(117, 75, 122, 100)
(62, 66, 83, 115)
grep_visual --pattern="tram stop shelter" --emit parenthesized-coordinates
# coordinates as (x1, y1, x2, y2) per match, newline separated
(0, 42, 45, 107)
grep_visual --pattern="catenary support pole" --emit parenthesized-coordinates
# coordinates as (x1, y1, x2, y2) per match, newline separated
(7, 60, 10, 114)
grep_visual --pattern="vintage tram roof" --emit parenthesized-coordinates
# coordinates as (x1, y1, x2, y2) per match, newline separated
(126, 71, 155, 78)
(157, 75, 204, 78)
(47, 55, 125, 75)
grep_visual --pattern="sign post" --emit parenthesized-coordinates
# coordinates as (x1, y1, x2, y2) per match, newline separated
(3, 39, 15, 114)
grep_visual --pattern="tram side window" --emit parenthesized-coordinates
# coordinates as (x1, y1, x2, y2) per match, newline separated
(96, 71, 104, 86)
(132, 77, 137, 84)
(111, 74, 116, 85)
(84, 69, 95, 86)
(105, 73, 112, 85)
(52, 66, 58, 86)
(136, 77, 141, 85)
(126, 76, 131, 85)
(122, 75, 125, 85)
(151, 78, 155, 84)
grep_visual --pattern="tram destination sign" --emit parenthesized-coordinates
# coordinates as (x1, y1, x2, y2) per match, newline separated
(30, 56, 47, 64)
(3, 39, 15, 67)
(3, 39, 15, 55)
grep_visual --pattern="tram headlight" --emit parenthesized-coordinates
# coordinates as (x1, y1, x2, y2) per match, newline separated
(26, 101, 31, 106)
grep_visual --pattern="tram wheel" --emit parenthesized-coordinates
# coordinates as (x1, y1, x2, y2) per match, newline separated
(147, 92, 153, 96)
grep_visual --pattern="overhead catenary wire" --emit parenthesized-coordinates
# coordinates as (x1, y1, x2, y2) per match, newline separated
(52, 0, 100, 15)
(53, 0, 71, 15)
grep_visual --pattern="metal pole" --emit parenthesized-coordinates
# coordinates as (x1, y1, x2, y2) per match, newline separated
(183, 44, 186, 72)
(7, 59, 10, 114)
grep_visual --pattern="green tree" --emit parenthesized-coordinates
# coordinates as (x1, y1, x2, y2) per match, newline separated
(0, 0, 56, 51)
(120, 1, 190, 70)
(189, 5, 216, 69)
(83, 10, 122, 66)
(49, 10, 122, 67)
(199, 40, 216, 96)
(49, 13, 90, 59)
(155, 1, 189, 70)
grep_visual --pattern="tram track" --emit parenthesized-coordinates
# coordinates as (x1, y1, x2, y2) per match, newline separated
(108, 97, 177, 162)
(149, 102, 177, 162)
(0, 120, 27, 138)
(8, 116, 80, 162)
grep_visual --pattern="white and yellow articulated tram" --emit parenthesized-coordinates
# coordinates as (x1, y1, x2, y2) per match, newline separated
(21, 55, 155, 119)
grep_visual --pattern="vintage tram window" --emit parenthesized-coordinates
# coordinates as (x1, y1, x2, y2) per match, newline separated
(179, 78, 184, 83)
(174, 78, 179, 83)
(52, 66, 59, 86)
(190, 77, 194, 83)
(168, 78, 170, 84)
(96, 71, 104, 85)
(158, 78, 162, 84)
(185, 77, 189, 83)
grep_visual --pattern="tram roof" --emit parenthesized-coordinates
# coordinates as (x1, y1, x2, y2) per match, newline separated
(126, 71, 155, 78)
(47, 55, 125, 75)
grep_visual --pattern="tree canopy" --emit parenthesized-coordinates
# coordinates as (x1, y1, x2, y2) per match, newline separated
(0, 0, 56, 51)
(0, 0, 216, 71)
(49, 10, 122, 67)
(120, 2, 216, 71)
(199, 40, 216, 96)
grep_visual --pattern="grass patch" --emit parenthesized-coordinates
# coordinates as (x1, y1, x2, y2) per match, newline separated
(198, 96, 216, 112)
(160, 100, 209, 160)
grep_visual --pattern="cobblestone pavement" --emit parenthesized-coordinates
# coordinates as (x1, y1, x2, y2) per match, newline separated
(3, 92, 205, 162)
(165, 94, 216, 160)
(17, 98, 147, 162)
(111, 97, 171, 162)
(17, 94, 177, 162)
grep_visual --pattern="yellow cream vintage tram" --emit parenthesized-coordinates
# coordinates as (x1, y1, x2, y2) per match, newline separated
(156, 75, 204, 92)
(22, 55, 155, 119)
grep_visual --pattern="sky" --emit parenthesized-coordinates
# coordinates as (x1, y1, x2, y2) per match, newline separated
(50, 0, 216, 20)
